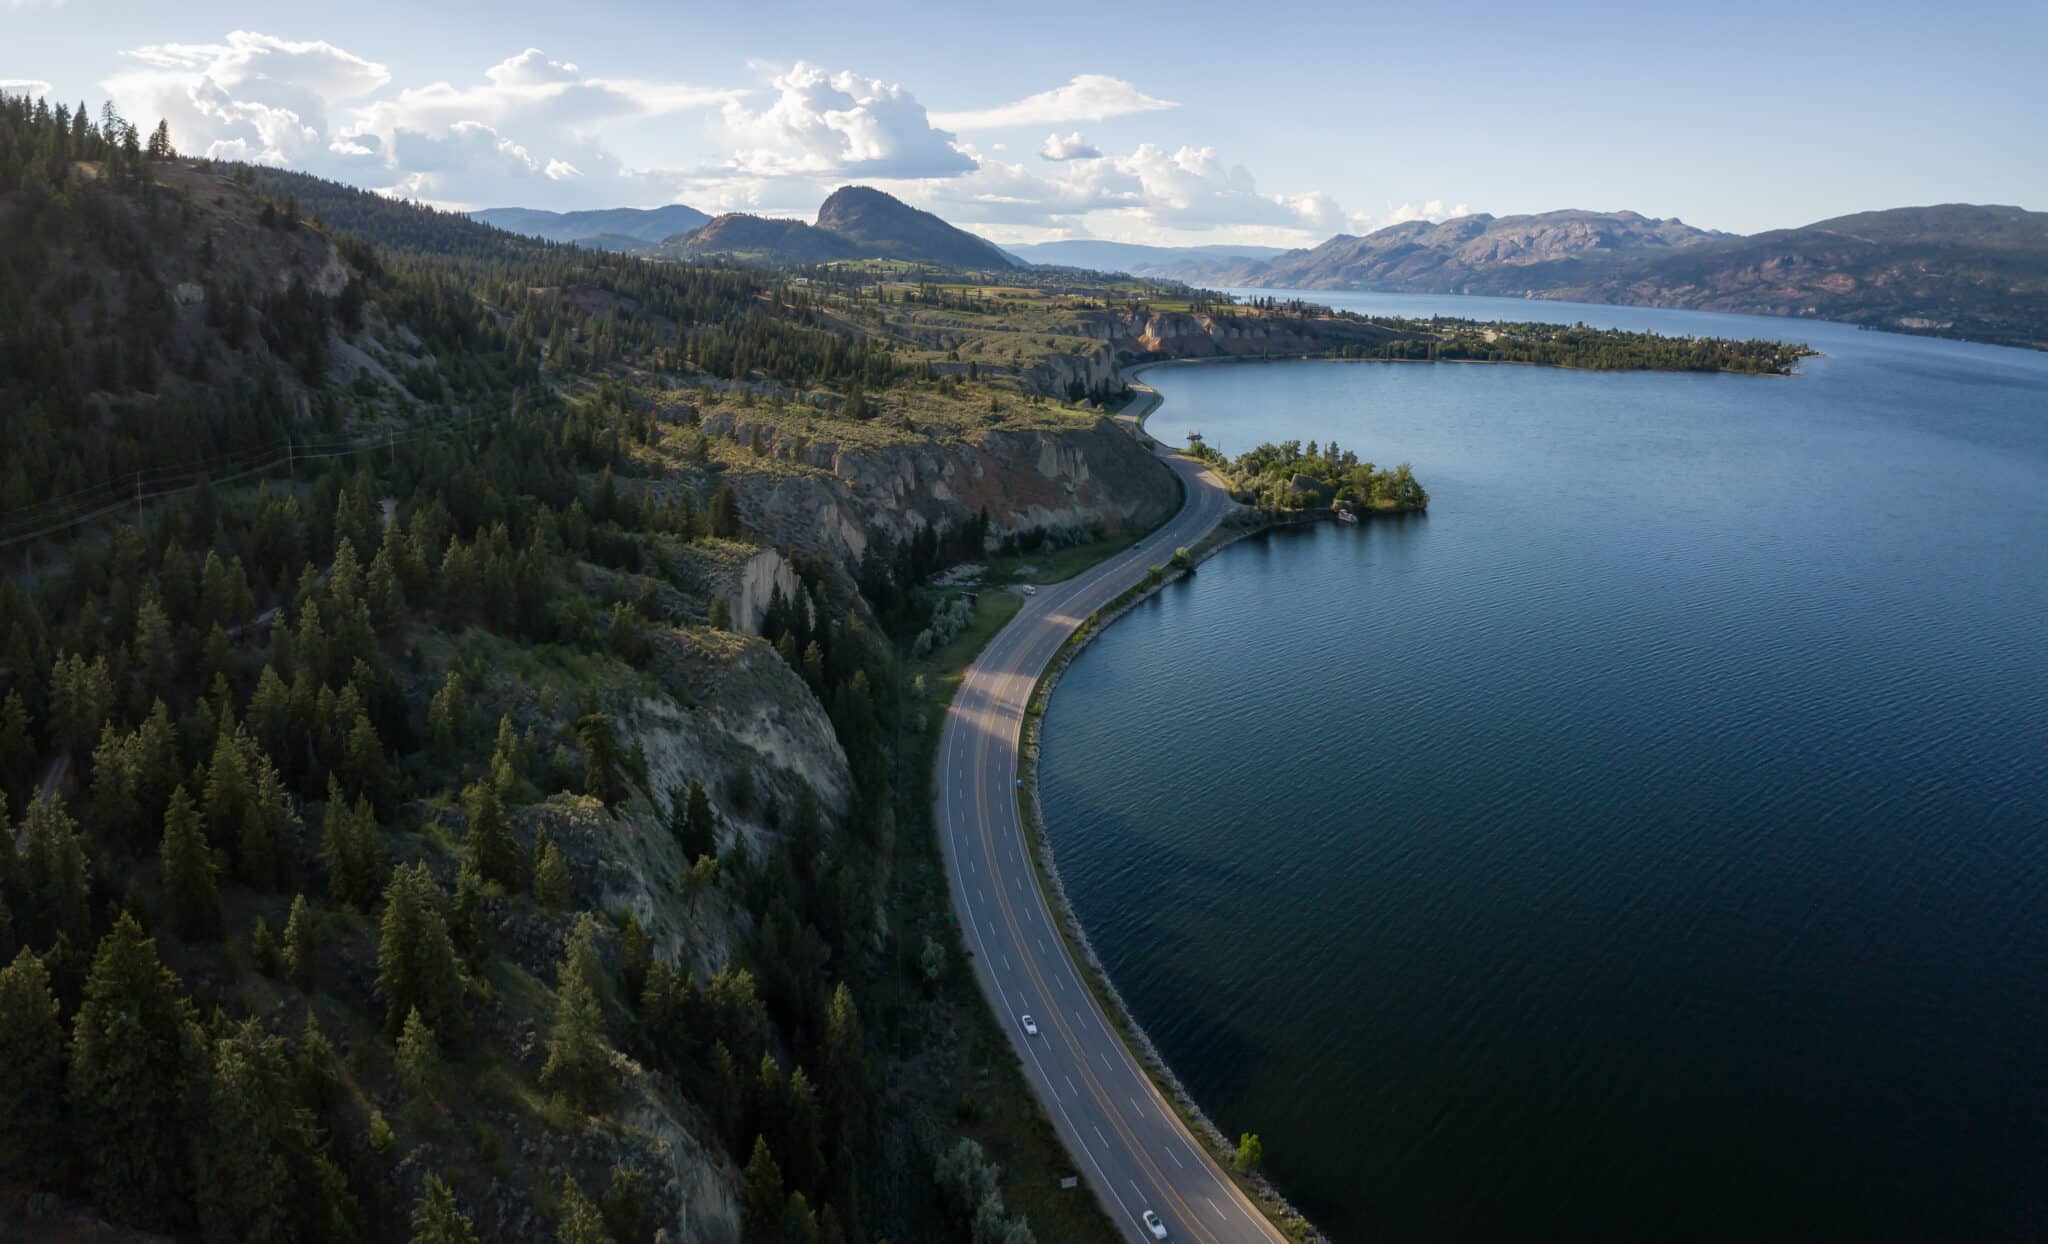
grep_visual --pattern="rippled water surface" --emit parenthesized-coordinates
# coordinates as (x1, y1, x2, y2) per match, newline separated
(1038, 295, 2048, 1241)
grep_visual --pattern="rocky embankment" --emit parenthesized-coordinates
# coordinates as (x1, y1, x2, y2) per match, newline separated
(703, 411, 1181, 564)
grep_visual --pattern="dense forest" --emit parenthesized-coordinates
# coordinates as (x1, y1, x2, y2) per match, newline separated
(0, 92, 1048, 1244)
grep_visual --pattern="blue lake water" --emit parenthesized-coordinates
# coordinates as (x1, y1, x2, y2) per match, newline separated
(1038, 294, 2048, 1241)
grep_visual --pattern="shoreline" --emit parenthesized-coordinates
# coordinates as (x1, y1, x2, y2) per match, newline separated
(1017, 363, 1335, 1241)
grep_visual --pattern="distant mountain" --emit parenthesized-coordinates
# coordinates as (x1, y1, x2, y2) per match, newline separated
(1553, 204, 2048, 348)
(1006, 240, 1290, 280)
(1218, 210, 1728, 291)
(653, 186, 1017, 271)
(1217, 204, 2048, 350)
(656, 213, 859, 265)
(813, 186, 1017, 270)
(470, 203, 711, 249)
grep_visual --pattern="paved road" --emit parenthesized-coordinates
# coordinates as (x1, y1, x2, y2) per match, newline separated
(936, 437, 1283, 1244)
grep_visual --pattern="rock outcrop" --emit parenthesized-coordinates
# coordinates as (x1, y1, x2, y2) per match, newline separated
(703, 412, 1179, 564)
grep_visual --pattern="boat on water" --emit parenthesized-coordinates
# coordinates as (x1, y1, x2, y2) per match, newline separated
(1336, 505, 1359, 524)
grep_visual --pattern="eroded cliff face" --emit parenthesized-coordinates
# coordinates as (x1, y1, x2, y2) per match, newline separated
(466, 622, 853, 1244)
(702, 412, 1179, 563)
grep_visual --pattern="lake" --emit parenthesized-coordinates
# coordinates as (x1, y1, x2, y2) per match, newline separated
(1037, 294, 2048, 1241)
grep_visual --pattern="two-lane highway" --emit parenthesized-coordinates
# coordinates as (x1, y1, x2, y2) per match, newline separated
(935, 433, 1283, 1244)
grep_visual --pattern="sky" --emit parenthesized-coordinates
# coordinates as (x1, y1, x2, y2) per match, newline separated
(4, 0, 2044, 246)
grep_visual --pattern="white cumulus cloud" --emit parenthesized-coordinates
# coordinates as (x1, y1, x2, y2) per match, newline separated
(103, 36, 742, 210)
(932, 74, 1177, 130)
(1038, 131, 1100, 161)
(1, 78, 56, 99)
(717, 62, 973, 181)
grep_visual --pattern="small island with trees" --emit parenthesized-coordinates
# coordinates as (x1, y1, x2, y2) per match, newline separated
(1187, 437, 1429, 513)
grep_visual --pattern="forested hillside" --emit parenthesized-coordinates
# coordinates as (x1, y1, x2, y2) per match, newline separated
(0, 92, 1070, 1244)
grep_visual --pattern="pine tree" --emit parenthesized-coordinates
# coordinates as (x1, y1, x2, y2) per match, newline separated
(251, 915, 280, 975)
(620, 913, 651, 1007)
(160, 785, 220, 940)
(740, 1135, 787, 1241)
(602, 1163, 653, 1244)
(0, 947, 68, 1189)
(70, 914, 201, 1232)
(21, 792, 92, 947)
(451, 862, 490, 971)
(533, 829, 571, 909)
(375, 863, 464, 1037)
(397, 1006, 440, 1106)
(541, 914, 612, 1110)
(577, 713, 624, 805)
(191, 1018, 307, 1243)
(294, 1010, 339, 1114)
(321, 779, 384, 910)
(283, 893, 317, 990)
(672, 778, 718, 861)
(556, 1174, 611, 1244)
(462, 776, 517, 887)
(0, 689, 33, 808)
(410, 1174, 480, 1244)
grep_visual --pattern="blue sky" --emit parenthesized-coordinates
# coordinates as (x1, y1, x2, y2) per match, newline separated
(4, 0, 2043, 244)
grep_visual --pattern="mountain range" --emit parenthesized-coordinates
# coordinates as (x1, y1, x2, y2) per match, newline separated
(469, 186, 2047, 349)
(468, 203, 711, 251)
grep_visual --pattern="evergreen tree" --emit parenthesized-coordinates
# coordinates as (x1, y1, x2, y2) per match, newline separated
(321, 779, 384, 910)
(576, 712, 624, 805)
(21, 792, 92, 948)
(251, 915, 280, 975)
(462, 776, 517, 887)
(451, 862, 491, 971)
(191, 1018, 316, 1243)
(70, 914, 201, 1232)
(534, 829, 571, 909)
(397, 1006, 440, 1106)
(375, 862, 464, 1037)
(602, 1163, 653, 1244)
(411, 1174, 481, 1244)
(672, 778, 718, 861)
(740, 1136, 787, 1241)
(160, 785, 220, 940)
(619, 912, 650, 1007)
(283, 893, 317, 990)
(556, 1174, 611, 1244)
(0, 689, 33, 810)
(0, 947, 68, 1190)
(541, 914, 612, 1110)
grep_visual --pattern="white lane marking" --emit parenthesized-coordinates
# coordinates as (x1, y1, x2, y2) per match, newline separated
(1036, 936, 1047, 955)
(1095, 1125, 1109, 1146)
(1001, 953, 1012, 973)
(1065, 1075, 1078, 1097)
(1053, 973, 1065, 992)
(1167, 1145, 1184, 1170)
(1207, 1195, 1223, 1220)
(1129, 1095, 1144, 1117)
(1099, 1051, 1113, 1071)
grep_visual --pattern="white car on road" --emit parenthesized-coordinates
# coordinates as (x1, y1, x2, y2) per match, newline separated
(1020, 1014, 1039, 1036)
(1143, 1209, 1169, 1239)
(1020, 584, 1038, 596)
